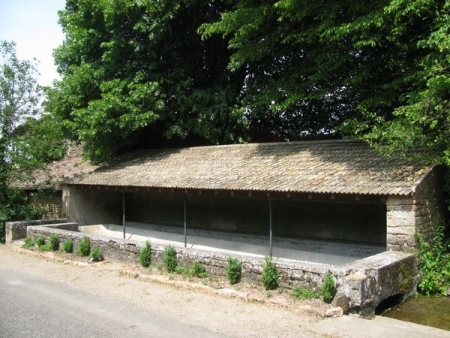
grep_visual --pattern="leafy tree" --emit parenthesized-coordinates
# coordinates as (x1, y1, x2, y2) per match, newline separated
(47, 0, 449, 177)
(0, 40, 44, 239)
(47, 0, 247, 163)
(361, 1, 449, 168)
(200, 0, 447, 144)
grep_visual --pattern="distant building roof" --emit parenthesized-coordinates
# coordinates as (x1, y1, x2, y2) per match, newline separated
(15, 143, 97, 190)
(66, 139, 432, 196)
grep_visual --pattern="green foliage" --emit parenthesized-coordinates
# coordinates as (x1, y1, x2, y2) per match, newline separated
(49, 234, 60, 251)
(321, 271, 337, 304)
(0, 189, 42, 244)
(90, 246, 103, 262)
(291, 286, 320, 300)
(36, 235, 46, 249)
(0, 185, 44, 245)
(173, 260, 206, 278)
(261, 255, 278, 290)
(0, 41, 45, 230)
(139, 241, 152, 268)
(417, 220, 450, 296)
(22, 235, 34, 249)
(163, 245, 177, 272)
(76, 236, 91, 257)
(62, 239, 73, 253)
(225, 256, 242, 285)
(190, 260, 206, 278)
(175, 266, 189, 276)
(48, 0, 246, 163)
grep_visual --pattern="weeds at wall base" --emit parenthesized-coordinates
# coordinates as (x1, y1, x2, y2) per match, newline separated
(416, 219, 450, 296)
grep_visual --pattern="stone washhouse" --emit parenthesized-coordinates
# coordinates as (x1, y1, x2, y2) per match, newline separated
(14, 139, 446, 315)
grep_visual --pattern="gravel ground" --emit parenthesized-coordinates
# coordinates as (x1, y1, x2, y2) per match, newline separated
(1, 243, 333, 338)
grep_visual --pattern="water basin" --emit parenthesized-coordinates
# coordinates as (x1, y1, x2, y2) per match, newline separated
(383, 295, 450, 331)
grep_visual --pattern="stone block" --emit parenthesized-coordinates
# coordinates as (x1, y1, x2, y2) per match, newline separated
(387, 226, 415, 236)
(331, 293, 349, 312)
(325, 307, 344, 317)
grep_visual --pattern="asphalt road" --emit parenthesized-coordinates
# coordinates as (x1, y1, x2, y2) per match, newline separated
(0, 268, 230, 338)
(1, 244, 449, 338)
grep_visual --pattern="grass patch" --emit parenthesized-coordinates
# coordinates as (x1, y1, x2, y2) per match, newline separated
(291, 285, 320, 299)
(190, 260, 206, 278)
(173, 260, 206, 278)
(22, 236, 34, 249)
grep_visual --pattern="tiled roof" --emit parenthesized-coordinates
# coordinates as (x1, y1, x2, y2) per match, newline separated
(67, 139, 432, 196)
(15, 143, 98, 190)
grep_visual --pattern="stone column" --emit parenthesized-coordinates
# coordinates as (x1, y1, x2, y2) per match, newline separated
(386, 196, 416, 251)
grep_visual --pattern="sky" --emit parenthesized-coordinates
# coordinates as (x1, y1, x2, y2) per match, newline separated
(0, 0, 66, 86)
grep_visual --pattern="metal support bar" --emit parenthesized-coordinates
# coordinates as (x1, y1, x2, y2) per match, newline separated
(184, 194, 187, 248)
(269, 199, 273, 257)
(123, 192, 126, 239)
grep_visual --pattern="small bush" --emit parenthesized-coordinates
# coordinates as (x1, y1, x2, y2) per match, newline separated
(261, 255, 278, 290)
(23, 236, 34, 249)
(76, 236, 91, 257)
(190, 260, 206, 278)
(49, 234, 60, 251)
(291, 286, 320, 299)
(90, 246, 103, 262)
(321, 271, 336, 303)
(225, 256, 242, 284)
(163, 245, 177, 272)
(36, 235, 46, 248)
(175, 266, 189, 276)
(139, 241, 152, 268)
(417, 219, 450, 296)
(62, 239, 73, 253)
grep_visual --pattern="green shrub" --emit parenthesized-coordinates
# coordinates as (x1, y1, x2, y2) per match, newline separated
(261, 255, 278, 290)
(139, 241, 152, 268)
(36, 235, 46, 248)
(163, 245, 177, 272)
(49, 234, 60, 251)
(76, 236, 91, 257)
(225, 256, 242, 284)
(175, 266, 189, 276)
(90, 246, 103, 262)
(321, 271, 336, 303)
(417, 219, 450, 296)
(62, 239, 73, 253)
(23, 236, 34, 249)
(291, 285, 320, 299)
(190, 260, 206, 278)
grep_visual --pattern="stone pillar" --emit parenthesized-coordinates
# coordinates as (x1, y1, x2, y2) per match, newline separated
(386, 196, 416, 251)
(386, 167, 445, 252)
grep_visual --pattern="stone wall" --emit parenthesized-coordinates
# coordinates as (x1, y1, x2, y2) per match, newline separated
(5, 219, 69, 243)
(334, 251, 419, 317)
(386, 167, 445, 251)
(386, 196, 416, 251)
(414, 167, 446, 242)
(26, 222, 418, 317)
(30, 191, 66, 219)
